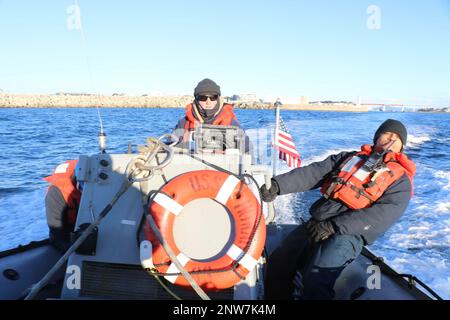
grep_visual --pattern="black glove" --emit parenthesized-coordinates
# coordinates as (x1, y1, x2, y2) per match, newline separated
(259, 178, 280, 202)
(306, 219, 336, 243)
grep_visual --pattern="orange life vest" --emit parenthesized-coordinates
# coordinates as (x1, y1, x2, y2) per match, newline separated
(44, 160, 81, 225)
(320, 144, 416, 210)
(182, 103, 237, 142)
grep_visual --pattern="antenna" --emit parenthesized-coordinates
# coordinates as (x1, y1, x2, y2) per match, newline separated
(74, 0, 106, 153)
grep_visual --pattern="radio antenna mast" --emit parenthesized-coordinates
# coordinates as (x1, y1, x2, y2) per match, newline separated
(74, 0, 106, 153)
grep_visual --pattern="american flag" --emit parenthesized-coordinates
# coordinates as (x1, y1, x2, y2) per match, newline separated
(274, 115, 301, 168)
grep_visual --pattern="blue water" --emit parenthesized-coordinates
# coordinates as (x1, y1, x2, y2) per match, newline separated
(0, 108, 449, 298)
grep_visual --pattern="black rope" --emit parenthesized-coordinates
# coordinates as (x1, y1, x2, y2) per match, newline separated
(232, 267, 246, 280)
(188, 153, 243, 181)
(144, 268, 182, 300)
(396, 274, 443, 300)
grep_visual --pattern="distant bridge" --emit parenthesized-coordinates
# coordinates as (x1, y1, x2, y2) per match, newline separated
(360, 103, 425, 112)
(361, 103, 423, 107)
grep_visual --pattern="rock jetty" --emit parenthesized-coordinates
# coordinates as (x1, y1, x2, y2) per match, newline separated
(0, 93, 368, 112)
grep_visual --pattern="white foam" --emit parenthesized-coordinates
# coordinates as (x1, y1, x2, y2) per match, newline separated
(0, 189, 48, 251)
(381, 253, 450, 299)
(274, 194, 298, 224)
(408, 226, 429, 232)
(253, 167, 299, 224)
(432, 170, 450, 190)
(249, 169, 298, 224)
(389, 255, 448, 272)
(388, 218, 450, 251)
(437, 202, 450, 213)
(390, 231, 439, 243)
(406, 133, 431, 148)
(432, 278, 450, 299)
(301, 148, 355, 166)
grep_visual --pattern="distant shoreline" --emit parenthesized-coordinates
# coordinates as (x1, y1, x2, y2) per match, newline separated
(0, 93, 369, 112)
(1, 93, 448, 113)
(0, 105, 370, 112)
(0, 93, 194, 109)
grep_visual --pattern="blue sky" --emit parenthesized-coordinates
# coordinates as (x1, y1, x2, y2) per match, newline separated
(0, 0, 449, 106)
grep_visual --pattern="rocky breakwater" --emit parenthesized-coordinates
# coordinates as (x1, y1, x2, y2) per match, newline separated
(0, 93, 368, 112)
(0, 93, 194, 108)
(232, 101, 273, 109)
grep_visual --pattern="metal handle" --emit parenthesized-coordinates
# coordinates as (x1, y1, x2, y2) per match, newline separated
(264, 173, 276, 224)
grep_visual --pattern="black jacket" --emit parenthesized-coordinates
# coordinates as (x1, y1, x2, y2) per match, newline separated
(273, 151, 412, 245)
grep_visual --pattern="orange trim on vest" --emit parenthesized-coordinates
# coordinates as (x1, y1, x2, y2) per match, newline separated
(44, 160, 81, 225)
(145, 170, 266, 291)
(320, 144, 416, 210)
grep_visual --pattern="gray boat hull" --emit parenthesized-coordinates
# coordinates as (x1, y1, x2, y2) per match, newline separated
(0, 240, 64, 300)
(0, 227, 432, 300)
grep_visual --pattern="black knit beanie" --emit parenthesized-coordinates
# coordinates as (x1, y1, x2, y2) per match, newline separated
(194, 78, 221, 97)
(373, 119, 408, 146)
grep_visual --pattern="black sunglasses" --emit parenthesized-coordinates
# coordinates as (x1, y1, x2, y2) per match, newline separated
(197, 95, 218, 102)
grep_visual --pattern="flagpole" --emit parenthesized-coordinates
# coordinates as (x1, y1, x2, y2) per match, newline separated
(272, 100, 281, 177)
(263, 100, 280, 224)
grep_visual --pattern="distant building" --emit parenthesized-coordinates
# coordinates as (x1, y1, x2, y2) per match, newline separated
(310, 100, 355, 105)
(276, 97, 302, 105)
(55, 92, 96, 96)
(300, 96, 309, 105)
(237, 94, 258, 102)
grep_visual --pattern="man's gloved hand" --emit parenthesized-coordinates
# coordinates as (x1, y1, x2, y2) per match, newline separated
(259, 179, 280, 202)
(306, 219, 336, 243)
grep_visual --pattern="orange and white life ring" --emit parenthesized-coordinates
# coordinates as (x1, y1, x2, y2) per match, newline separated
(144, 170, 266, 291)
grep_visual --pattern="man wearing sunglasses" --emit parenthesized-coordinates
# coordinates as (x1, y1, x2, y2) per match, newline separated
(173, 78, 251, 152)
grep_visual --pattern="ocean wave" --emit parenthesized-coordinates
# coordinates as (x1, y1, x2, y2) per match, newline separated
(301, 148, 355, 166)
(388, 219, 450, 250)
(387, 255, 450, 299)
(0, 188, 48, 251)
(432, 170, 450, 190)
(437, 202, 450, 213)
(0, 187, 28, 196)
(408, 226, 430, 232)
(274, 193, 299, 224)
(406, 134, 431, 148)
